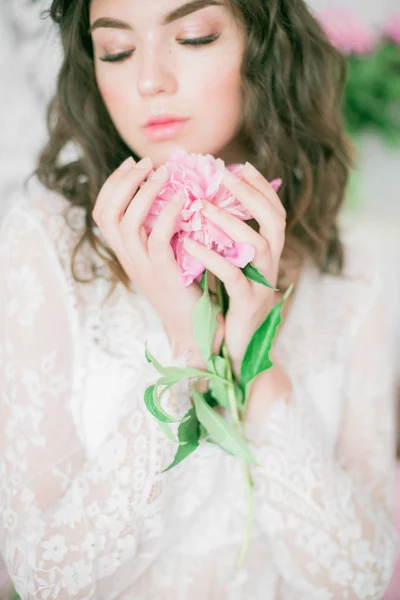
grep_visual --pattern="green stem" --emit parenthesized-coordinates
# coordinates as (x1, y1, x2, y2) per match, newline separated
(179, 371, 233, 386)
(215, 277, 254, 568)
(226, 378, 254, 568)
(222, 342, 240, 425)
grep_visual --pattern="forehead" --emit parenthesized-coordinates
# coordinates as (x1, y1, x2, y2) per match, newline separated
(89, 0, 229, 20)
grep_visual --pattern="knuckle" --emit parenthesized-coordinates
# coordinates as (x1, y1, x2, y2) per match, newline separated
(229, 268, 245, 288)
(256, 237, 269, 255)
(147, 232, 164, 255)
(119, 218, 133, 239)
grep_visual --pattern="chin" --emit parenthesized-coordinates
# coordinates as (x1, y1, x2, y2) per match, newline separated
(128, 137, 231, 168)
(128, 143, 183, 168)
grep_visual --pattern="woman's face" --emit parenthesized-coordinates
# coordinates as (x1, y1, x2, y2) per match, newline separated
(89, 0, 247, 168)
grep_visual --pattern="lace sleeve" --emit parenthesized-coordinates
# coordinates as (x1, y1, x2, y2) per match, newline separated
(247, 275, 399, 599)
(0, 207, 217, 599)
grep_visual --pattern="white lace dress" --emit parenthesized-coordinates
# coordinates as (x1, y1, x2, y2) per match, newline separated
(0, 191, 398, 600)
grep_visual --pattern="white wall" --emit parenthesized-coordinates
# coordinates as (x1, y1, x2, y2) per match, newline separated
(0, 0, 61, 219)
(1, 0, 399, 221)
(308, 0, 399, 24)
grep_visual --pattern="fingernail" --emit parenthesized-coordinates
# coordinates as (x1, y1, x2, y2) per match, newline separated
(271, 178, 283, 192)
(119, 157, 135, 170)
(136, 157, 153, 169)
(150, 165, 168, 180)
(223, 171, 240, 185)
(244, 162, 260, 178)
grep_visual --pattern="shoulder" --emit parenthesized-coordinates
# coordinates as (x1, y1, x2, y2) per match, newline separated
(299, 239, 381, 341)
(0, 185, 92, 280)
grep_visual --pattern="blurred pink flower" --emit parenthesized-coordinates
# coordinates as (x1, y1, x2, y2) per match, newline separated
(144, 149, 282, 287)
(384, 15, 400, 46)
(317, 7, 377, 55)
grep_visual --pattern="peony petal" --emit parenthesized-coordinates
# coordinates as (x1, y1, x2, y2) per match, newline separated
(204, 220, 233, 248)
(143, 151, 280, 288)
(175, 235, 205, 287)
(224, 242, 255, 268)
(270, 178, 283, 192)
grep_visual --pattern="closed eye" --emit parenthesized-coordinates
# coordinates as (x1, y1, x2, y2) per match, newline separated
(99, 34, 220, 62)
(178, 34, 220, 46)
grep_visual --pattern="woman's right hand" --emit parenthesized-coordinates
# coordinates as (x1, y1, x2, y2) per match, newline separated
(92, 156, 222, 367)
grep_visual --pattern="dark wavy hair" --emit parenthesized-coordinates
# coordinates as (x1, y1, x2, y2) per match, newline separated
(35, 0, 352, 295)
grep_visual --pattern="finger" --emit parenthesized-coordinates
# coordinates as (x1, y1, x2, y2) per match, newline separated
(222, 171, 286, 253)
(93, 157, 140, 219)
(100, 157, 138, 198)
(121, 165, 171, 234)
(93, 157, 153, 228)
(201, 201, 270, 271)
(202, 200, 267, 252)
(147, 191, 186, 265)
(183, 238, 251, 300)
(242, 162, 286, 219)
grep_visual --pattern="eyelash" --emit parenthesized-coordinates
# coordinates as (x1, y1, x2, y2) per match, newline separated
(100, 34, 220, 63)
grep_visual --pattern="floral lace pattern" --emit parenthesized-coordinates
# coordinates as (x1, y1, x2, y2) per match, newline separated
(0, 191, 398, 600)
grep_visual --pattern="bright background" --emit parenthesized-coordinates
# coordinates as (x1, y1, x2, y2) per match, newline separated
(0, 1, 399, 598)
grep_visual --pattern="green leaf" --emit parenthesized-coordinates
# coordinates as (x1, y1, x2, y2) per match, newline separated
(193, 271, 221, 363)
(161, 407, 200, 472)
(240, 285, 294, 392)
(200, 271, 207, 291)
(240, 310, 283, 390)
(284, 283, 294, 301)
(209, 355, 228, 377)
(157, 421, 178, 443)
(239, 308, 279, 390)
(200, 422, 215, 443)
(162, 441, 198, 472)
(179, 407, 200, 443)
(242, 263, 277, 291)
(144, 345, 152, 363)
(203, 390, 219, 408)
(234, 384, 245, 406)
(145, 346, 209, 381)
(208, 355, 230, 408)
(144, 385, 179, 424)
(192, 389, 258, 465)
(156, 367, 208, 386)
(145, 345, 167, 373)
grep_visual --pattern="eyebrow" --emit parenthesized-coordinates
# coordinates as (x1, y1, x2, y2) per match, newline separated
(88, 0, 223, 34)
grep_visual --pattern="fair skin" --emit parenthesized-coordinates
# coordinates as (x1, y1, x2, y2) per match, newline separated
(90, 0, 293, 421)
(90, 0, 248, 168)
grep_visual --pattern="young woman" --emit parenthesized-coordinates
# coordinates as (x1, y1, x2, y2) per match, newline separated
(0, 0, 398, 598)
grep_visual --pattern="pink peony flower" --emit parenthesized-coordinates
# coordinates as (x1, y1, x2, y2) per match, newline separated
(317, 7, 377, 55)
(384, 14, 400, 46)
(144, 149, 282, 287)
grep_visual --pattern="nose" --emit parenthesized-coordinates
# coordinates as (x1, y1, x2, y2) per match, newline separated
(136, 47, 177, 98)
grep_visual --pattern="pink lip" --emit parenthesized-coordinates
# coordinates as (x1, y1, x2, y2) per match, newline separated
(142, 117, 189, 141)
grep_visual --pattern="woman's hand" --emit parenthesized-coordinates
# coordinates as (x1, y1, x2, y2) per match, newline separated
(92, 156, 222, 367)
(183, 161, 287, 376)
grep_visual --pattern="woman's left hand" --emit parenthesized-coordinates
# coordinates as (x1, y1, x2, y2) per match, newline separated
(183, 161, 286, 377)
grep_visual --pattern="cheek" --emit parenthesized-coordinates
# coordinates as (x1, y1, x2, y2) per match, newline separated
(195, 50, 242, 105)
(96, 73, 130, 114)
(197, 57, 243, 125)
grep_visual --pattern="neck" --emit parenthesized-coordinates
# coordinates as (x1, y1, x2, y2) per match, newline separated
(218, 132, 252, 167)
